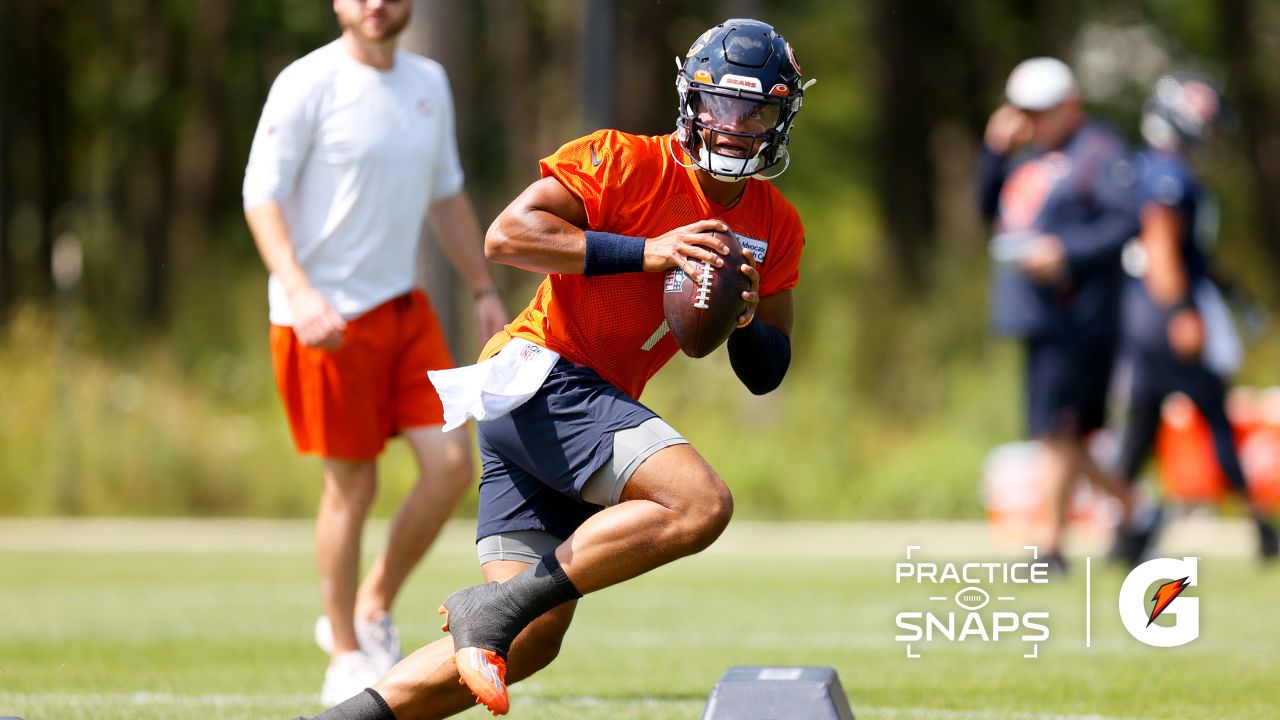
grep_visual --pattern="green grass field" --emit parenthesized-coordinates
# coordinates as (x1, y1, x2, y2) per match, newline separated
(1, 519, 1278, 720)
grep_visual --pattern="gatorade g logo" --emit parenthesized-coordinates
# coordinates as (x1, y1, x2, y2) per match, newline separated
(1118, 557, 1199, 647)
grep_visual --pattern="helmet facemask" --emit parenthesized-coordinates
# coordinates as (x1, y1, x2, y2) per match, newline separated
(677, 85, 793, 181)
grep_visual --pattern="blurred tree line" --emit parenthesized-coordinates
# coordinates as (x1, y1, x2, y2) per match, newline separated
(2, 0, 1279, 516)
(7, 0, 1280, 340)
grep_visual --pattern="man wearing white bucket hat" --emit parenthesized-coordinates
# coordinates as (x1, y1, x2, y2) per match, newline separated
(978, 57, 1139, 571)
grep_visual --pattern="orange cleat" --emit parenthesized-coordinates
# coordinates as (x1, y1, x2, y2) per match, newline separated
(453, 646, 509, 716)
(437, 595, 512, 715)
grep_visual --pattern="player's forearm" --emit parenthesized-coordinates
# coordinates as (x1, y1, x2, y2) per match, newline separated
(244, 201, 312, 295)
(485, 207, 589, 275)
(484, 176, 597, 274)
(429, 193, 499, 292)
(1140, 203, 1190, 306)
(1142, 234, 1190, 307)
(728, 291, 794, 395)
(728, 316, 791, 395)
(1057, 206, 1140, 272)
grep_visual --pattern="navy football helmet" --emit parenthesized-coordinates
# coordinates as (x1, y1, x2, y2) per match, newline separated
(1141, 72, 1227, 149)
(674, 19, 810, 181)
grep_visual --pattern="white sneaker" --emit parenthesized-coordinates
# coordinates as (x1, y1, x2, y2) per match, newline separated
(319, 650, 380, 707)
(314, 613, 403, 676)
(357, 613, 402, 674)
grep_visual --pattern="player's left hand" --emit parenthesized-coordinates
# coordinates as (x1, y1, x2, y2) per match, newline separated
(736, 249, 761, 328)
(473, 293, 510, 343)
(1018, 234, 1067, 283)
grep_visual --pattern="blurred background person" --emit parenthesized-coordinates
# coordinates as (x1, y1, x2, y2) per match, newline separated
(242, 0, 507, 705)
(11, 3, 1280, 536)
(978, 57, 1138, 570)
(1110, 72, 1279, 565)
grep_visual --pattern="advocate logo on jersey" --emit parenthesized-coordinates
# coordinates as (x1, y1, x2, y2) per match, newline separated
(1118, 557, 1199, 647)
(737, 235, 768, 265)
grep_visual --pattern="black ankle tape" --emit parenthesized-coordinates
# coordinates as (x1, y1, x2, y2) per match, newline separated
(541, 552, 582, 600)
(440, 555, 581, 660)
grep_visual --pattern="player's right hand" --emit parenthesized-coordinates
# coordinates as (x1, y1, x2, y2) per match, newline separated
(736, 249, 761, 328)
(289, 286, 347, 350)
(643, 219, 732, 277)
(1167, 308, 1205, 361)
(984, 103, 1033, 156)
(1017, 234, 1067, 283)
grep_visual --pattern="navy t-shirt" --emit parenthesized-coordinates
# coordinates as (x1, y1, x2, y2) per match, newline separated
(978, 122, 1140, 340)
(1133, 148, 1208, 282)
(1121, 148, 1213, 356)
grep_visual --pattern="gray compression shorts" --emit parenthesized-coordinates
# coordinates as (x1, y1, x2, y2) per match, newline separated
(476, 417, 687, 565)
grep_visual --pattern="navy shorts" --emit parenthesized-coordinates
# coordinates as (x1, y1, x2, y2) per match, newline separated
(475, 359, 657, 541)
(1025, 336, 1116, 438)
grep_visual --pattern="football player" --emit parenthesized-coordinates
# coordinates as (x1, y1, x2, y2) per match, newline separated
(296, 18, 812, 720)
(1111, 73, 1278, 564)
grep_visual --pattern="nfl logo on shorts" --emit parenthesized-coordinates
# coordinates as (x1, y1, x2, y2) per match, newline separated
(701, 666, 856, 719)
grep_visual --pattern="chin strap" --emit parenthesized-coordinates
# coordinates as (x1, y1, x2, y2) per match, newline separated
(752, 146, 791, 181)
(667, 132, 700, 171)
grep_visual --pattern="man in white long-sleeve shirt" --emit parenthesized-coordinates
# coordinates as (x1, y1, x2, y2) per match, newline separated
(242, 0, 507, 706)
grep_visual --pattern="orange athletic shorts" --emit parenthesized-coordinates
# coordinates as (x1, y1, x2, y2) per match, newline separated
(270, 289, 454, 460)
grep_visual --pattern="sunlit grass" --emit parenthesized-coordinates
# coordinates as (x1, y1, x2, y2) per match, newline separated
(1, 520, 1277, 719)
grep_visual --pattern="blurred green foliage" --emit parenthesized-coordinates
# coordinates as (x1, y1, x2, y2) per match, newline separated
(3, 0, 1280, 517)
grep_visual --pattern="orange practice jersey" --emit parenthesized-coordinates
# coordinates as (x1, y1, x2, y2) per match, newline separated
(489, 130, 805, 399)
